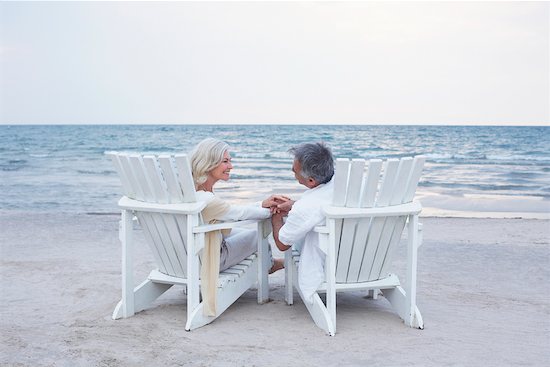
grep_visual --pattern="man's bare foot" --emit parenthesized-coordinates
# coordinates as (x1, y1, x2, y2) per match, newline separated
(269, 258, 284, 274)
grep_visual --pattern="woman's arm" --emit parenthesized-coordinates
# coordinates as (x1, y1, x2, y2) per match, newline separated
(218, 203, 270, 221)
(217, 194, 293, 221)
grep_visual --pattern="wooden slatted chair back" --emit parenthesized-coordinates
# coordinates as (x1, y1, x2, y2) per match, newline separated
(332, 156, 425, 283)
(107, 152, 198, 278)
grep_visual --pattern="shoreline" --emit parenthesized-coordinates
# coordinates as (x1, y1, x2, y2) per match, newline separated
(1, 200, 548, 220)
(218, 186, 550, 220)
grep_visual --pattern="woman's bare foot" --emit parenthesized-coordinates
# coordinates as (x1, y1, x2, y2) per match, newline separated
(269, 258, 284, 274)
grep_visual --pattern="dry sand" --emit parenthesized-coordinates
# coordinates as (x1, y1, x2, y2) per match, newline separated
(1, 211, 549, 366)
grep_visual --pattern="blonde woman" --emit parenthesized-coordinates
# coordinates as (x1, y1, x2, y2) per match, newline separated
(190, 138, 285, 273)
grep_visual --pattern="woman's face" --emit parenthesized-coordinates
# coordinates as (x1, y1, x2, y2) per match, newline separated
(209, 150, 233, 182)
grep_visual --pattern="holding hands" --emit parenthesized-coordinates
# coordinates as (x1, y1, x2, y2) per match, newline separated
(262, 195, 294, 216)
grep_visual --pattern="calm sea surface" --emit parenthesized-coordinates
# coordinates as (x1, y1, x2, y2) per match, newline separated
(1, 125, 549, 214)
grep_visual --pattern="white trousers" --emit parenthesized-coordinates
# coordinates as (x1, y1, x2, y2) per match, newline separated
(220, 227, 272, 271)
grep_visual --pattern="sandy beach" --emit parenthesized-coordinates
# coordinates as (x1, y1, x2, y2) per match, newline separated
(1, 211, 549, 366)
(2, 0, 548, 364)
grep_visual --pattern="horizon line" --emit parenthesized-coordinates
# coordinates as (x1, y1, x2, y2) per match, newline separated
(1, 122, 548, 127)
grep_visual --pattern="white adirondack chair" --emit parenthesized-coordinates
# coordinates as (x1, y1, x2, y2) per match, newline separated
(284, 156, 426, 335)
(106, 152, 271, 331)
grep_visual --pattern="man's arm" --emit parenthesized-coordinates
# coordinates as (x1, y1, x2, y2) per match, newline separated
(262, 195, 291, 214)
(276, 199, 295, 214)
(271, 213, 291, 252)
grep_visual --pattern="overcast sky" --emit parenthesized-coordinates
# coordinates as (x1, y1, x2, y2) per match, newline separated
(0, 1, 548, 125)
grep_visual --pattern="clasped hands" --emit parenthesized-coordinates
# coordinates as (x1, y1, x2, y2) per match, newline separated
(261, 195, 294, 217)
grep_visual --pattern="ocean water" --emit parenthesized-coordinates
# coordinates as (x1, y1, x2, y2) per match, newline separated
(1, 125, 549, 215)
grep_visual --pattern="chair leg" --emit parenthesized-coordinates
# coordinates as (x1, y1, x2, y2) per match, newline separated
(185, 216, 201, 330)
(284, 250, 293, 305)
(383, 286, 424, 329)
(119, 209, 134, 318)
(368, 289, 379, 299)
(325, 286, 336, 336)
(405, 214, 420, 326)
(384, 214, 424, 329)
(325, 220, 337, 334)
(257, 220, 270, 304)
(113, 278, 173, 319)
(113, 210, 175, 320)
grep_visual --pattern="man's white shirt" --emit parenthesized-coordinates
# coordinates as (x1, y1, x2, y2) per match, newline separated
(279, 179, 334, 303)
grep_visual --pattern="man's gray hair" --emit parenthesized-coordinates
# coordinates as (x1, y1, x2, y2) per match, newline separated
(289, 142, 334, 184)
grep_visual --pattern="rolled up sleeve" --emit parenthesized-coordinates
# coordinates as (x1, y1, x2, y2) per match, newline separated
(279, 206, 318, 247)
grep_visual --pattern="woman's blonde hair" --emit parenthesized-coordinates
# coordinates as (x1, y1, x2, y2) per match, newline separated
(189, 138, 229, 187)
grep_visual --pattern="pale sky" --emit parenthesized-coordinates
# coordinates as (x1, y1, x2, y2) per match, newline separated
(0, 1, 548, 125)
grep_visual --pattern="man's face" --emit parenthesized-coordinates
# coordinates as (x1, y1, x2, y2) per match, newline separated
(292, 159, 317, 188)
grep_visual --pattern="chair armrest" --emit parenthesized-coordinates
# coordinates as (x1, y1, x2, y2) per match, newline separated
(118, 196, 207, 214)
(322, 201, 422, 219)
(313, 225, 329, 234)
(193, 219, 260, 233)
(418, 222, 424, 248)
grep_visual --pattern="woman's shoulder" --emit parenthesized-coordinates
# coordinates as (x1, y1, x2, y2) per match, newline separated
(195, 190, 215, 202)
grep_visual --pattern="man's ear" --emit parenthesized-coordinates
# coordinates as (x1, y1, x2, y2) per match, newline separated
(307, 177, 317, 188)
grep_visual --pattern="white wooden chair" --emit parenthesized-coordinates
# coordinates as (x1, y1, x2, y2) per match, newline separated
(106, 152, 271, 331)
(284, 156, 426, 335)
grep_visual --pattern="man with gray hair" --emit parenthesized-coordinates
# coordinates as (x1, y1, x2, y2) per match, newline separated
(270, 142, 335, 303)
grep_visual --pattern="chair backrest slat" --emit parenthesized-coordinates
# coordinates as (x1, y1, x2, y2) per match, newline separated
(333, 158, 350, 206)
(335, 217, 357, 282)
(345, 159, 365, 208)
(158, 155, 184, 203)
(174, 155, 197, 203)
(152, 212, 184, 277)
(119, 154, 146, 200)
(370, 157, 426, 279)
(403, 156, 426, 203)
(107, 153, 134, 198)
(335, 159, 364, 281)
(136, 212, 170, 274)
(378, 216, 408, 278)
(360, 159, 382, 208)
(375, 159, 400, 207)
(331, 156, 424, 284)
(346, 217, 371, 282)
(109, 152, 202, 279)
(367, 215, 397, 280)
(347, 159, 383, 282)
(129, 154, 155, 202)
(357, 217, 386, 282)
(142, 156, 168, 204)
(370, 157, 424, 280)
(389, 157, 413, 205)
(169, 214, 188, 273)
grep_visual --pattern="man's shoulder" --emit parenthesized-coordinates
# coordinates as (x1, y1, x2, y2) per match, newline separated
(291, 190, 331, 216)
(300, 182, 333, 203)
